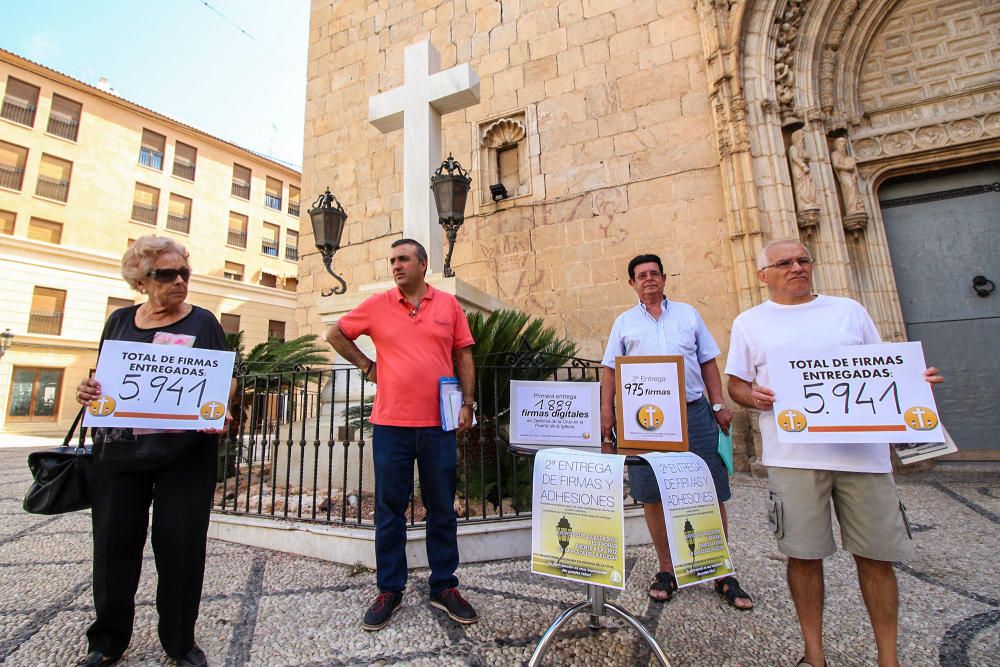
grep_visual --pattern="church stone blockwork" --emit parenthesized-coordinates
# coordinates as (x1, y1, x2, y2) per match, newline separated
(302, 0, 739, 361)
(304, 0, 1000, 467)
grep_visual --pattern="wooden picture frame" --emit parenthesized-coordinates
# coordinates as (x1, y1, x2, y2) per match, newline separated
(614, 355, 688, 451)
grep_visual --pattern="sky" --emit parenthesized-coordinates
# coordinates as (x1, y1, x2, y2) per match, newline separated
(0, 0, 309, 169)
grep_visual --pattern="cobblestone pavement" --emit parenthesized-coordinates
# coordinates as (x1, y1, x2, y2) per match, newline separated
(1, 447, 997, 666)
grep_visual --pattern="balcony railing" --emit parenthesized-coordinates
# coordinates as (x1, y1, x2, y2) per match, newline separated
(172, 161, 195, 180)
(138, 147, 164, 170)
(131, 203, 157, 225)
(227, 229, 247, 248)
(166, 214, 190, 233)
(261, 239, 279, 257)
(232, 181, 250, 199)
(27, 310, 63, 335)
(47, 115, 79, 141)
(288, 202, 300, 217)
(265, 193, 282, 210)
(35, 176, 70, 202)
(0, 165, 24, 191)
(285, 246, 299, 261)
(1, 97, 36, 126)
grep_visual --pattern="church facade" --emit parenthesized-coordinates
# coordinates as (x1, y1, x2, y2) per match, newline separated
(301, 0, 999, 465)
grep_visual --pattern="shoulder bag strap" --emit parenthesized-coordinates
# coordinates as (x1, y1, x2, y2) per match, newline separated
(61, 407, 87, 450)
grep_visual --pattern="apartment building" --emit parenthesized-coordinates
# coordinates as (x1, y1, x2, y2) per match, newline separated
(0, 49, 305, 435)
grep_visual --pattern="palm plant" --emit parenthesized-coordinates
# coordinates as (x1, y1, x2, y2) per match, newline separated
(228, 333, 331, 441)
(463, 309, 581, 513)
(468, 308, 580, 420)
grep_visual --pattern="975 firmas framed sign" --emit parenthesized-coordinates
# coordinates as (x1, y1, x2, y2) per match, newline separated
(768, 341, 944, 444)
(83, 341, 235, 430)
(614, 355, 687, 451)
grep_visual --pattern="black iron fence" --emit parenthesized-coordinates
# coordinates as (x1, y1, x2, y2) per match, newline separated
(172, 161, 195, 180)
(47, 114, 79, 141)
(1, 97, 36, 126)
(166, 214, 190, 233)
(231, 181, 250, 199)
(213, 352, 615, 529)
(0, 165, 24, 191)
(131, 203, 157, 225)
(35, 176, 69, 202)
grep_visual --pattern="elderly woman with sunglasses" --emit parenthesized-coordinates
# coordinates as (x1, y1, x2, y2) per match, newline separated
(74, 235, 231, 667)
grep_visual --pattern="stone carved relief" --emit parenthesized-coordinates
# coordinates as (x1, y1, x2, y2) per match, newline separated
(819, 0, 861, 114)
(830, 136, 868, 232)
(775, 0, 810, 113)
(852, 112, 1000, 162)
(481, 118, 526, 149)
(788, 129, 821, 229)
(858, 0, 1000, 114)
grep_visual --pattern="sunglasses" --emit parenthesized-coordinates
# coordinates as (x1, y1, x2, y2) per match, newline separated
(146, 267, 191, 283)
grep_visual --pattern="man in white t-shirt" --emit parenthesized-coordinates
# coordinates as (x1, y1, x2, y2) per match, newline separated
(725, 239, 942, 667)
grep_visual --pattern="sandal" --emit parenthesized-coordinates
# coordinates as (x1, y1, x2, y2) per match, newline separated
(796, 659, 825, 667)
(648, 571, 678, 602)
(715, 575, 754, 610)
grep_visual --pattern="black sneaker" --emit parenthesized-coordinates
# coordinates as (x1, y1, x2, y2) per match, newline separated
(363, 591, 403, 631)
(76, 651, 122, 667)
(175, 645, 208, 666)
(430, 587, 479, 625)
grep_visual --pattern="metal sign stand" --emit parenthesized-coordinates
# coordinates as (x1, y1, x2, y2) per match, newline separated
(528, 583, 671, 666)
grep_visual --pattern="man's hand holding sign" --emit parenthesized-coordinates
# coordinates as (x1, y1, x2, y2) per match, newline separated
(81, 340, 235, 431)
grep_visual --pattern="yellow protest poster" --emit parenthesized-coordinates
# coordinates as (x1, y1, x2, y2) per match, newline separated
(530, 448, 626, 589)
(640, 452, 735, 587)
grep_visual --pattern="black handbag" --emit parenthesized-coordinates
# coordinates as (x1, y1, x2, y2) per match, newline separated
(23, 407, 93, 515)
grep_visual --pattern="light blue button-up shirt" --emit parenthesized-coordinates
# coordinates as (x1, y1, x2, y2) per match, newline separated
(601, 298, 721, 402)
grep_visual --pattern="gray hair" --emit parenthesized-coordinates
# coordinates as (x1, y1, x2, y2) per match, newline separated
(121, 235, 190, 290)
(757, 239, 810, 270)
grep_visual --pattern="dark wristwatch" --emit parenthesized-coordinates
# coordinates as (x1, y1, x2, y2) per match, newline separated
(462, 400, 477, 410)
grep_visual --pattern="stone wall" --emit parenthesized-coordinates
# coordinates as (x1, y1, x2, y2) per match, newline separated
(302, 0, 739, 361)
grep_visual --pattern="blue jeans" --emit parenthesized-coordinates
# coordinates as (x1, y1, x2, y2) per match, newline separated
(373, 425, 459, 595)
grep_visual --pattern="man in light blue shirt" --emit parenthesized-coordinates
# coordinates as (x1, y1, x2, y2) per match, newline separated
(600, 254, 753, 610)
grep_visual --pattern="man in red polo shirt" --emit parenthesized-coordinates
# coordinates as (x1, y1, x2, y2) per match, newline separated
(326, 238, 478, 631)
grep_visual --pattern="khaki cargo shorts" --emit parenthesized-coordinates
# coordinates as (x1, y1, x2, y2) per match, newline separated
(766, 467, 914, 562)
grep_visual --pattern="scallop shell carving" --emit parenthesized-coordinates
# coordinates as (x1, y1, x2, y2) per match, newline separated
(482, 118, 526, 149)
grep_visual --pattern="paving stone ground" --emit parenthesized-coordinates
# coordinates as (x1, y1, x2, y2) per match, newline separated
(1, 446, 997, 666)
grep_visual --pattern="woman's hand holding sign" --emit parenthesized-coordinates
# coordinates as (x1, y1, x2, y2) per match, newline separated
(76, 377, 102, 406)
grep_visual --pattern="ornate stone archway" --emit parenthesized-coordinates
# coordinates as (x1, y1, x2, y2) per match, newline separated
(698, 0, 1000, 337)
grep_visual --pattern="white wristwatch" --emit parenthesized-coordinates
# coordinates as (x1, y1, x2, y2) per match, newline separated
(711, 403, 725, 412)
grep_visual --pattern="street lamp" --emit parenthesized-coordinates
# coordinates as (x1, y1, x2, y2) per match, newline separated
(308, 188, 348, 296)
(684, 519, 696, 566)
(684, 519, 694, 565)
(0, 329, 12, 359)
(556, 515, 572, 564)
(430, 153, 472, 278)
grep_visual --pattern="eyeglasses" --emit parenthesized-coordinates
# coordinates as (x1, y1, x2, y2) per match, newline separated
(146, 267, 191, 283)
(761, 256, 814, 271)
(634, 271, 664, 281)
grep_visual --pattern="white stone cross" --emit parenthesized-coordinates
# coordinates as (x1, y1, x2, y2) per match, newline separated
(368, 40, 480, 273)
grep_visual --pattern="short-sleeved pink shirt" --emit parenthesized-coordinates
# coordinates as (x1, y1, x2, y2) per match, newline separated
(337, 285, 474, 426)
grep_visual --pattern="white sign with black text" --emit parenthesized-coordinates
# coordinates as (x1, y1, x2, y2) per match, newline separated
(510, 380, 600, 446)
(768, 341, 944, 444)
(83, 340, 235, 430)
